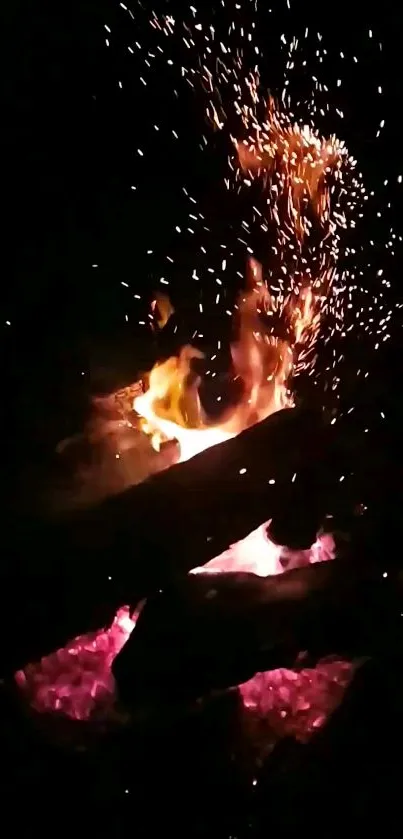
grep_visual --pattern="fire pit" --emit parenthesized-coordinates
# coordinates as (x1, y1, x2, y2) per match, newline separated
(11, 107, 364, 751)
(8, 6, 399, 790)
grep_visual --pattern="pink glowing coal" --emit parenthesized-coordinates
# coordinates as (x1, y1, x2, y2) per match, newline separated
(15, 606, 138, 721)
(15, 525, 354, 741)
(239, 659, 353, 744)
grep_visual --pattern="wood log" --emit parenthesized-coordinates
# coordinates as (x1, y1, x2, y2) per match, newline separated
(56, 406, 336, 583)
(1, 407, 338, 672)
(113, 559, 403, 706)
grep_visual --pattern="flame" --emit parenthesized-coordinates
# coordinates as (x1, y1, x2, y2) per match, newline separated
(133, 344, 233, 461)
(130, 101, 342, 463)
(151, 292, 175, 331)
(191, 525, 336, 578)
(133, 254, 321, 462)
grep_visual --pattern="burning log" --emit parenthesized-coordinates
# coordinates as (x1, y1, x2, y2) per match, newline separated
(67, 405, 335, 579)
(1, 406, 336, 673)
(112, 559, 403, 708)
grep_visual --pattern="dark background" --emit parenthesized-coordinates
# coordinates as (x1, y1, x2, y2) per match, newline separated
(1, 0, 403, 830)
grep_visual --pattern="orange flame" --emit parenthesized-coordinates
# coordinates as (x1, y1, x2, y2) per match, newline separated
(150, 292, 175, 331)
(133, 255, 320, 462)
(128, 102, 343, 463)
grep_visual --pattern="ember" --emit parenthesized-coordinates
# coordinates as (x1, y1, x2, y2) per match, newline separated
(15, 527, 354, 746)
(239, 658, 353, 746)
(15, 607, 138, 721)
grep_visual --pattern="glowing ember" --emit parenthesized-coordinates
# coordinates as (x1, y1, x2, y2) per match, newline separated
(235, 96, 348, 242)
(239, 658, 353, 746)
(15, 607, 138, 721)
(15, 528, 352, 745)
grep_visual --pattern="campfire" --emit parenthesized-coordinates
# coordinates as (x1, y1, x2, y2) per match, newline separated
(14, 97, 364, 755)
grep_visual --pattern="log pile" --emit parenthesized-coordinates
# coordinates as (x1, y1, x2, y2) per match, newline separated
(1, 408, 344, 672)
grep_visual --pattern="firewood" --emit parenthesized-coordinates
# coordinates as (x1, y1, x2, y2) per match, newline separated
(112, 559, 403, 706)
(1, 407, 335, 672)
(66, 406, 334, 584)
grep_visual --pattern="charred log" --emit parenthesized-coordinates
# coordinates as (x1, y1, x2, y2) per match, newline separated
(254, 657, 403, 831)
(54, 406, 336, 583)
(112, 559, 403, 707)
(2, 407, 338, 672)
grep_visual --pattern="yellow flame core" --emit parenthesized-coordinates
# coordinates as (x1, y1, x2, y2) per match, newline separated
(133, 256, 320, 463)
